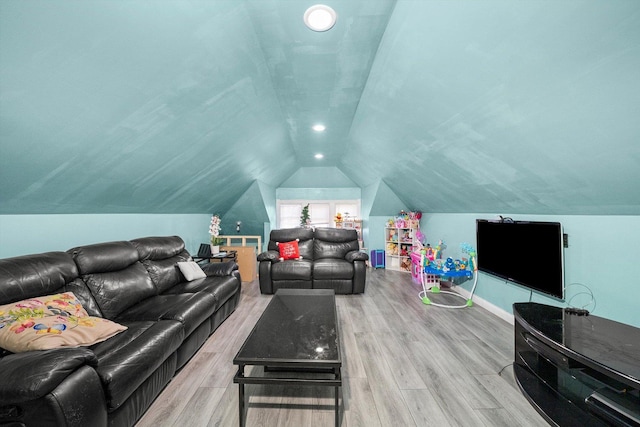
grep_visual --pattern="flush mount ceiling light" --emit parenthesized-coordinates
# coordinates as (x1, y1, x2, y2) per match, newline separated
(304, 5, 337, 32)
(314, 153, 324, 159)
(312, 124, 326, 132)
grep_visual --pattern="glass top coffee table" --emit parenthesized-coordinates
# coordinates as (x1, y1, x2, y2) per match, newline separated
(233, 289, 342, 426)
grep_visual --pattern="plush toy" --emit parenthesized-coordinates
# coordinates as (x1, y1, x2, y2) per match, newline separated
(400, 246, 409, 257)
(443, 257, 455, 272)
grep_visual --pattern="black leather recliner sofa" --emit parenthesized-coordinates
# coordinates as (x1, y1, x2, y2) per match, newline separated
(0, 236, 241, 427)
(257, 227, 368, 294)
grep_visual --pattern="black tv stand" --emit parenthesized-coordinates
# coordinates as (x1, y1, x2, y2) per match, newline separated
(513, 303, 640, 426)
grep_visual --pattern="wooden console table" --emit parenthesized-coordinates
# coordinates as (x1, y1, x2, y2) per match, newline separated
(219, 235, 261, 283)
(513, 303, 640, 426)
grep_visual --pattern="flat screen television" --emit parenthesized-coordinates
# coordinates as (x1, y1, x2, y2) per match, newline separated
(476, 219, 565, 300)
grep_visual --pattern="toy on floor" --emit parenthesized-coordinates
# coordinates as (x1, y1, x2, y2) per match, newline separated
(418, 242, 479, 309)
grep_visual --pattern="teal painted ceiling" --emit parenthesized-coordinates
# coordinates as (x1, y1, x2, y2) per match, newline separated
(1, 0, 639, 215)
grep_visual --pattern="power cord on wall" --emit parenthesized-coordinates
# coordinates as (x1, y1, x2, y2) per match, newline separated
(563, 282, 595, 316)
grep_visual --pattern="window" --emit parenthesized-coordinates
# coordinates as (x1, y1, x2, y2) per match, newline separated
(336, 203, 358, 220)
(309, 203, 330, 227)
(279, 204, 302, 229)
(277, 200, 360, 228)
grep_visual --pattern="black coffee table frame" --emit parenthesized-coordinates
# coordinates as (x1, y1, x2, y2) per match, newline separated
(233, 289, 342, 426)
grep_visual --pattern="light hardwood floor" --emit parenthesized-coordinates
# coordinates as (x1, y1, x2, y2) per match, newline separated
(136, 269, 547, 427)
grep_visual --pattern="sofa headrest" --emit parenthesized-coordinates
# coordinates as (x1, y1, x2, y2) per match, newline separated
(0, 252, 78, 304)
(314, 227, 358, 243)
(130, 236, 186, 261)
(268, 228, 314, 248)
(68, 241, 139, 275)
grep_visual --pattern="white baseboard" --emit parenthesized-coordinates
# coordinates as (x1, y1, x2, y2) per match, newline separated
(455, 286, 514, 325)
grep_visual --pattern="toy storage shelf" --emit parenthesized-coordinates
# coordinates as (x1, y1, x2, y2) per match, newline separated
(385, 226, 419, 272)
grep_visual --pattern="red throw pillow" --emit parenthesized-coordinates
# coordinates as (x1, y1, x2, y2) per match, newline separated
(277, 239, 302, 260)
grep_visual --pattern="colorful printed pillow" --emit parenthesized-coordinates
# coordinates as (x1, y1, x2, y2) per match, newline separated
(177, 261, 207, 281)
(276, 239, 302, 261)
(0, 292, 127, 353)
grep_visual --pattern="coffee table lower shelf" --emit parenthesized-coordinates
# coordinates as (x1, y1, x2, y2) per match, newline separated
(234, 364, 341, 426)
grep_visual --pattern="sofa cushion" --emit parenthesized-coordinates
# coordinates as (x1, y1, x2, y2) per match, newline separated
(68, 241, 157, 319)
(313, 259, 354, 280)
(82, 263, 157, 319)
(268, 228, 314, 259)
(271, 259, 313, 281)
(314, 239, 359, 260)
(90, 319, 184, 411)
(115, 293, 216, 336)
(69, 241, 139, 275)
(163, 276, 240, 311)
(131, 236, 191, 293)
(0, 292, 127, 353)
(0, 347, 98, 404)
(0, 252, 78, 304)
(130, 236, 185, 261)
(140, 254, 190, 293)
(177, 261, 206, 281)
(314, 227, 358, 243)
(202, 261, 237, 277)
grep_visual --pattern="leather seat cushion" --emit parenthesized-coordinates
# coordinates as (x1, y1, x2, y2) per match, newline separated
(313, 259, 354, 280)
(164, 276, 240, 310)
(90, 320, 184, 411)
(271, 259, 313, 281)
(114, 293, 216, 336)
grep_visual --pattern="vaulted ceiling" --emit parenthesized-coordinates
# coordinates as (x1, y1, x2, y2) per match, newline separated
(1, 0, 639, 216)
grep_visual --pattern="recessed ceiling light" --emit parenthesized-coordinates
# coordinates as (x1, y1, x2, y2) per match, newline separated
(304, 5, 337, 32)
(314, 153, 324, 159)
(312, 124, 326, 132)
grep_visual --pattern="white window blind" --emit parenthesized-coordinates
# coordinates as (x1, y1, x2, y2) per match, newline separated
(309, 203, 330, 227)
(279, 204, 302, 229)
(277, 199, 361, 228)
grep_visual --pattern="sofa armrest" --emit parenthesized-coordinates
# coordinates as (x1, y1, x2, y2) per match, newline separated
(0, 348, 98, 405)
(345, 250, 369, 262)
(202, 261, 237, 277)
(257, 250, 280, 263)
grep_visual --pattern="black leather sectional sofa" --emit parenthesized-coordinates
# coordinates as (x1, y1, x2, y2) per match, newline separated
(257, 227, 368, 294)
(0, 236, 241, 427)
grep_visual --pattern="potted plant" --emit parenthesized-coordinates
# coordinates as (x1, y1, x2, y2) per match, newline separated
(209, 214, 224, 254)
(300, 204, 311, 227)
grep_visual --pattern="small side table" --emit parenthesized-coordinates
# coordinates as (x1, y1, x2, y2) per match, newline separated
(210, 250, 237, 263)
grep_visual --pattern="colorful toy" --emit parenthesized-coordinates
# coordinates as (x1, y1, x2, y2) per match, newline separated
(386, 242, 398, 255)
(418, 242, 479, 309)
